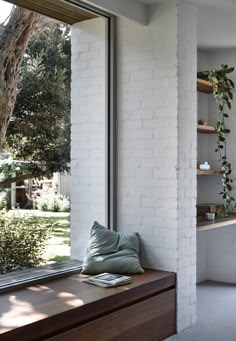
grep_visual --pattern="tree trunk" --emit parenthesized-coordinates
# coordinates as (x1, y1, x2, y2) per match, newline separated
(0, 6, 40, 147)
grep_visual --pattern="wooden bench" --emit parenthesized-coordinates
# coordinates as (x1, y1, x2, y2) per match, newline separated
(0, 269, 176, 341)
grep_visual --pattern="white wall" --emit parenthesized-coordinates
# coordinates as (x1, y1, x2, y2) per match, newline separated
(197, 227, 236, 284)
(197, 230, 208, 282)
(177, 0, 197, 330)
(70, 17, 106, 260)
(82, 0, 147, 25)
(207, 226, 236, 283)
(197, 48, 236, 284)
(197, 50, 209, 167)
(197, 49, 236, 205)
(208, 49, 236, 202)
(197, 50, 218, 204)
(197, 51, 223, 204)
(116, 0, 178, 270)
(116, 0, 197, 331)
(71, 0, 197, 332)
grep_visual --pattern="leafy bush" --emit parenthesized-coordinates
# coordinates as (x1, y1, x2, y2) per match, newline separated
(0, 191, 8, 210)
(36, 193, 70, 212)
(0, 211, 52, 274)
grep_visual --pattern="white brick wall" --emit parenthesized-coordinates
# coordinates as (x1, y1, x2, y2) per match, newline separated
(71, 0, 197, 332)
(116, 1, 179, 269)
(177, 0, 197, 331)
(116, 0, 197, 332)
(70, 18, 106, 260)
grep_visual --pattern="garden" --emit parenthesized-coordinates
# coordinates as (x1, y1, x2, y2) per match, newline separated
(0, 190, 70, 275)
(0, 5, 72, 275)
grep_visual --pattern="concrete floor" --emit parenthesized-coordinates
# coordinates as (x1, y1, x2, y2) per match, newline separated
(166, 281, 236, 341)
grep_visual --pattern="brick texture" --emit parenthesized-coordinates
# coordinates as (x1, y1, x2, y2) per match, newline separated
(70, 18, 106, 260)
(116, 0, 197, 332)
(71, 0, 197, 332)
(177, 0, 197, 330)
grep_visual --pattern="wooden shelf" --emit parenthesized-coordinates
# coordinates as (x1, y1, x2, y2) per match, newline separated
(197, 124, 230, 134)
(197, 170, 224, 175)
(197, 215, 236, 231)
(197, 78, 213, 93)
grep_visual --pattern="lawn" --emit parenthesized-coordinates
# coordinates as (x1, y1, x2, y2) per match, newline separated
(41, 211, 71, 262)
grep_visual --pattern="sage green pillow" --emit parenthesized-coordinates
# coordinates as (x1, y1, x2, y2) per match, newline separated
(81, 221, 144, 274)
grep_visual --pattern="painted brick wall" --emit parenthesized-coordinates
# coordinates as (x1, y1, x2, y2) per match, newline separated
(177, 0, 197, 331)
(116, 0, 179, 271)
(70, 17, 106, 260)
(71, 0, 197, 332)
(116, 0, 197, 331)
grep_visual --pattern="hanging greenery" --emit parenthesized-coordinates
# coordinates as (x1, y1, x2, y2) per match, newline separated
(205, 65, 235, 214)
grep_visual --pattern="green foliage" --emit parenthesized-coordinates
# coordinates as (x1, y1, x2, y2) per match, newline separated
(206, 64, 235, 213)
(0, 158, 32, 181)
(0, 191, 8, 210)
(5, 24, 71, 178)
(36, 193, 70, 212)
(0, 211, 52, 274)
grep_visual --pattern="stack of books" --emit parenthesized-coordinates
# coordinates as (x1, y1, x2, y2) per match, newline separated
(83, 273, 132, 288)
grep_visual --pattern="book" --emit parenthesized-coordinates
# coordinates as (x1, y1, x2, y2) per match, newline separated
(83, 273, 132, 288)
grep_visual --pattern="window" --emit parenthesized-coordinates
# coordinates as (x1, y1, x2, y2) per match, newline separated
(0, 0, 115, 291)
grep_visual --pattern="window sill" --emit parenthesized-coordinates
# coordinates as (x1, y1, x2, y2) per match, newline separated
(0, 260, 82, 294)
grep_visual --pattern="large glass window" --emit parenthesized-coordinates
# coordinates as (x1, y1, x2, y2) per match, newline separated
(0, 0, 115, 291)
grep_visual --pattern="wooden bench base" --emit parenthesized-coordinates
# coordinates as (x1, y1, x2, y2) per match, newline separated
(0, 269, 176, 341)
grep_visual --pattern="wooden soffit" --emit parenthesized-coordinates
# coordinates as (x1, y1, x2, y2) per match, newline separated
(6, 0, 97, 24)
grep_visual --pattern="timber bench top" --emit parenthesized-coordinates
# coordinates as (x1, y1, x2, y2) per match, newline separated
(0, 269, 176, 340)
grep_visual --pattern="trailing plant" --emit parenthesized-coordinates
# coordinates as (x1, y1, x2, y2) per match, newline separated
(206, 65, 235, 213)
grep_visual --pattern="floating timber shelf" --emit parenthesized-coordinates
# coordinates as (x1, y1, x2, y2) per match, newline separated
(197, 170, 224, 176)
(197, 78, 213, 93)
(197, 124, 230, 134)
(197, 215, 236, 231)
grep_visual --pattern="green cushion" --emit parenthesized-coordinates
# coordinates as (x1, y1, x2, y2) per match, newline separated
(81, 221, 144, 274)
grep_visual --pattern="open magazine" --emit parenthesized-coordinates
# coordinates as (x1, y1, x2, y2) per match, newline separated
(83, 273, 132, 288)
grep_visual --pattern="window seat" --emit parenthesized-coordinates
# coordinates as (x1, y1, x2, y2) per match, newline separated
(0, 269, 176, 341)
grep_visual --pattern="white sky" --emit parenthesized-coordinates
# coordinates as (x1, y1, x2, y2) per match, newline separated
(0, 1, 13, 23)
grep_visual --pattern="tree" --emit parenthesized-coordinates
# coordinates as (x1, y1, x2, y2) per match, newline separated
(4, 24, 71, 181)
(0, 6, 40, 146)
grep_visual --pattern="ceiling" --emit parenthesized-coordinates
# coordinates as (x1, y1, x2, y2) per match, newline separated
(133, 0, 236, 49)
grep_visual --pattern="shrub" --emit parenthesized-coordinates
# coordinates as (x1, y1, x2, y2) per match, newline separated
(0, 191, 8, 210)
(0, 211, 52, 274)
(36, 193, 70, 212)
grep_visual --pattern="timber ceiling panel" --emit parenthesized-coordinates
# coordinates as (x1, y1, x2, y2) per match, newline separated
(6, 0, 97, 24)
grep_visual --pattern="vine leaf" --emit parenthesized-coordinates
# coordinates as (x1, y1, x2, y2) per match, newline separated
(226, 67, 234, 74)
(229, 79, 235, 88)
(208, 65, 235, 214)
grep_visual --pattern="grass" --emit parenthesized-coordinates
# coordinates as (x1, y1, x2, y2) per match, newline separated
(41, 212, 70, 262)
